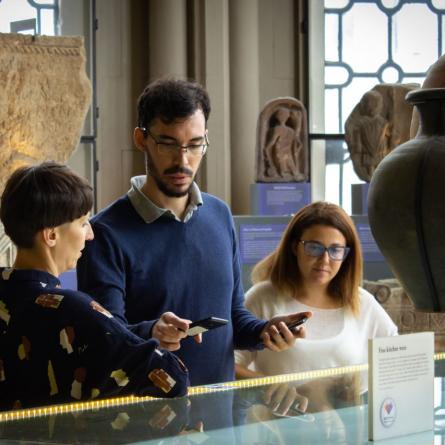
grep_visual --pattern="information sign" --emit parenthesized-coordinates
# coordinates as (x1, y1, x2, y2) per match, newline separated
(368, 332, 434, 441)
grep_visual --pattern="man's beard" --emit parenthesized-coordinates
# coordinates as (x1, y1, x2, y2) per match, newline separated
(145, 151, 195, 198)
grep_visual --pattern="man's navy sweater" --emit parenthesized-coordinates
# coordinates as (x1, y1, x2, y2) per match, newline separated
(77, 193, 266, 386)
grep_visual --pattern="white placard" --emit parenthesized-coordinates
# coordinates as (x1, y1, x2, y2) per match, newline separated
(368, 332, 434, 441)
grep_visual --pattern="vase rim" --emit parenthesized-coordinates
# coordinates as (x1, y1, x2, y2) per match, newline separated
(406, 87, 445, 103)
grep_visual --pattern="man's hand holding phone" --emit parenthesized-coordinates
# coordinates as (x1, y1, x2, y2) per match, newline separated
(261, 311, 312, 352)
(152, 312, 203, 351)
(185, 317, 228, 336)
(152, 313, 228, 351)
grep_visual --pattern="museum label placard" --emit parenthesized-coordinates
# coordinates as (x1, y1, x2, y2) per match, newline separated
(368, 332, 434, 441)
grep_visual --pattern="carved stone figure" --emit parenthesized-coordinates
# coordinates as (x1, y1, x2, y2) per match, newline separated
(345, 84, 418, 182)
(256, 97, 308, 183)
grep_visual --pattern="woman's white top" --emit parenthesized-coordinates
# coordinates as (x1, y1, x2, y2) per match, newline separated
(235, 281, 398, 375)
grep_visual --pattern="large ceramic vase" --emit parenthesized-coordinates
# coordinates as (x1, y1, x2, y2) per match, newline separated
(368, 88, 445, 312)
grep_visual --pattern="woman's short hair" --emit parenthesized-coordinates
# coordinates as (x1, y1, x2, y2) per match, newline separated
(252, 201, 363, 316)
(1, 161, 93, 248)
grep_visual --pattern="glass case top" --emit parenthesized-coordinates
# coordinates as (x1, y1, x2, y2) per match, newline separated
(1, 360, 444, 444)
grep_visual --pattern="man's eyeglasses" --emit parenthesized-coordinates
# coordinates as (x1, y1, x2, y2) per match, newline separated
(141, 127, 209, 158)
(299, 240, 350, 261)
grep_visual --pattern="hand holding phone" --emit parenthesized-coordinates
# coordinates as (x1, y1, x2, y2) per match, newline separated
(286, 316, 309, 330)
(186, 317, 228, 336)
(261, 311, 311, 352)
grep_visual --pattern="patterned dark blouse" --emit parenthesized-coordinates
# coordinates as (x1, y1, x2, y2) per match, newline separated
(0, 268, 189, 410)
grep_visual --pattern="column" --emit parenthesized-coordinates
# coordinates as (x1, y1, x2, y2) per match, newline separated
(229, 0, 260, 214)
(148, 0, 188, 79)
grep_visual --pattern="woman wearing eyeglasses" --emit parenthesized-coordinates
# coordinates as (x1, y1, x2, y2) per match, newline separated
(235, 201, 397, 378)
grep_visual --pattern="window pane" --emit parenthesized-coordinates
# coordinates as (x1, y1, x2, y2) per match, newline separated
(325, 164, 341, 203)
(0, 0, 36, 33)
(325, 0, 350, 9)
(325, 13, 339, 62)
(0, 0, 57, 35)
(312, 0, 442, 206)
(380, 66, 400, 83)
(400, 77, 423, 86)
(325, 89, 340, 133)
(381, 0, 400, 8)
(343, 4, 388, 72)
(342, 77, 380, 131)
(326, 65, 350, 86)
(41, 8, 58, 35)
(432, 0, 445, 11)
(325, 140, 362, 213)
(342, 157, 361, 213)
(393, 4, 438, 72)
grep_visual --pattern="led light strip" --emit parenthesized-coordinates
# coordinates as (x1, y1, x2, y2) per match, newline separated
(188, 363, 369, 395)
(1, 355, 444, 422)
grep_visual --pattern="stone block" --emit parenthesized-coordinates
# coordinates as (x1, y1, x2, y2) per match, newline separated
(0, 33, 92, 192)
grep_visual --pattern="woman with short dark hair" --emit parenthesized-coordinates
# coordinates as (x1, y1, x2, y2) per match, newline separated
(0, 162, 188, 410)
(235, 201, 397, 378)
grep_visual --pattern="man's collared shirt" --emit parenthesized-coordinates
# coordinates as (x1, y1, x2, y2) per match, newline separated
(127, 175, 203, 223)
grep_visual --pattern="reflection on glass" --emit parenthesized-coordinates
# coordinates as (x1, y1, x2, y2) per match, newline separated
(5, 272, 445, 436)
(393, 4, 437, 72)
(5, 364, 445, 443)
(343, 4, 388, 72)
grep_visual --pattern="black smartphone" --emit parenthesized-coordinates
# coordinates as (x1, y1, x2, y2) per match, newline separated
(186, 317, 229, 336)
(286, 316, 308, 330)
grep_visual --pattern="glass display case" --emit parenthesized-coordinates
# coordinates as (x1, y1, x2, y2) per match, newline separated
(1, 358, 444, 444)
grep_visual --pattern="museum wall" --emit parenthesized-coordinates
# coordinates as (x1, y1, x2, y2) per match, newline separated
(74, 0, 305, 214)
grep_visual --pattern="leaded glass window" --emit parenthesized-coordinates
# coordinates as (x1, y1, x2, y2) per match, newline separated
(320, 0, 444, 210)
(0, 0, 59, 35)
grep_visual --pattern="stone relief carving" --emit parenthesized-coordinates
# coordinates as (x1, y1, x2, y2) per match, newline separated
(0, 33, 92, 193)
(256, 97, 308, 183)
(345, 84, 418, 182)
(364, 279, 445, 351)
